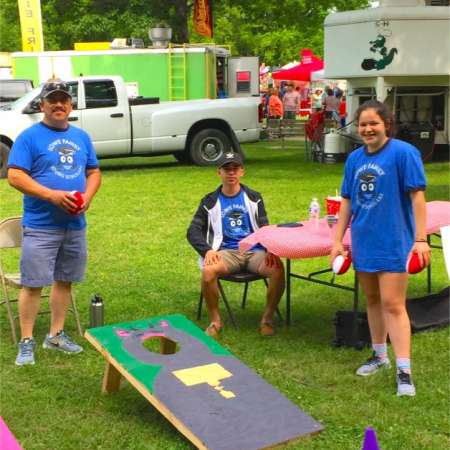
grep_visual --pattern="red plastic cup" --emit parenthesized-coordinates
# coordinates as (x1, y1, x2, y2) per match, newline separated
(326, 196, 342, 216)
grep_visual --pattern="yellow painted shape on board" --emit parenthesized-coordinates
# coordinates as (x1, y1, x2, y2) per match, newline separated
(172, 363, 236, 398)
(173, 363, 232, 386)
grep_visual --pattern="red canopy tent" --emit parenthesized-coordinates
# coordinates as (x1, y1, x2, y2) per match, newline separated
(272, 49, 324, 81)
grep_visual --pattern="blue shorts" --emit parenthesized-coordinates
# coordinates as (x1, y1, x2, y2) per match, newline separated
(20, 227, 87, 287)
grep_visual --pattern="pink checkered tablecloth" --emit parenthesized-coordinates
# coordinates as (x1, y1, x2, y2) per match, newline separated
(426, 201, 450, 233)
(239, 201, 450, 260)
(239, 219, 350, 259)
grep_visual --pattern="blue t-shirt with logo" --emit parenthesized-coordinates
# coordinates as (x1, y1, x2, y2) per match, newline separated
(8, 122, 99, 230)
(341, 138, 426, 272)
(219, 190, 263, 251)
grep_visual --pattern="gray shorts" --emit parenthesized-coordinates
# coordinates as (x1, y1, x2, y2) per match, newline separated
(20, 227, 87, 287)
(219, 250, 267, 275)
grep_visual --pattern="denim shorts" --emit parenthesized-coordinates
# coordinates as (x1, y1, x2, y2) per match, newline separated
(20, 227, 87, 287)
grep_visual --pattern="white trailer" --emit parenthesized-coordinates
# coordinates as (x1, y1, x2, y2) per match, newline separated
(324, 0, 450, 159)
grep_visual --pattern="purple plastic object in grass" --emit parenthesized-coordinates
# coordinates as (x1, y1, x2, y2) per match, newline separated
(0, 416, 23, 450)
(362, 427, 380, 450)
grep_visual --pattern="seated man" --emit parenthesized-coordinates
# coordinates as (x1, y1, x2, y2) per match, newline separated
(187, 152, 285, 338)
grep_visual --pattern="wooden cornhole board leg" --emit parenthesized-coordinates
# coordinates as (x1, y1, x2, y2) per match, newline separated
(102, 362, 122, 393)
(85, 315, 323, 450)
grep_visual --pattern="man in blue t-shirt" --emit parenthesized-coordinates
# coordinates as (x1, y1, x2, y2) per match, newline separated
(187, 152, 285, 338)
(7, 79, 101, 366)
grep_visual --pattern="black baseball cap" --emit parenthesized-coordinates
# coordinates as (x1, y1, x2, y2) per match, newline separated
(41, 79, 72, 99)
(217, 152, 244, 168)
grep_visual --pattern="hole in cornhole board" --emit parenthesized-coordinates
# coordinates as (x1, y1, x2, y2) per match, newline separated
(142, 336, 179, 355)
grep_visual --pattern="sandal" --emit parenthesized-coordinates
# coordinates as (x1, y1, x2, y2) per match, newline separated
(260, 321, 275, 336)
(205, 323, 221, 339)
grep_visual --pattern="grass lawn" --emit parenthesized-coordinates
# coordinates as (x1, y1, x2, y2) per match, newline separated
(0, 140, 449, 450)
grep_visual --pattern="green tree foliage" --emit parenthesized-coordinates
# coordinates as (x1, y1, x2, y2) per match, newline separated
(210, 0, 369, 64)
(0, 0, 368, 65)
(0, 0, 22, 51)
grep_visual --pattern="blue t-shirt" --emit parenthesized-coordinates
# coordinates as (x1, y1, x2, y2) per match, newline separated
(341, 138, 426, 272)
(8, 122, 99, 230)
(219, 190, 263, 251)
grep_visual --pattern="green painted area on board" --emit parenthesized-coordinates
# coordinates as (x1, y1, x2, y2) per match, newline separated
(87, 314, 231, 393)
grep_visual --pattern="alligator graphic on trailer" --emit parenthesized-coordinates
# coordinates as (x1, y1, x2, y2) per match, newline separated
(361, 34, 398, 71)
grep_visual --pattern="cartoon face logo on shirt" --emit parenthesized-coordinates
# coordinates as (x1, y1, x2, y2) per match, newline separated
(56, 147, 77, 171)
(50, 144, 82, 179)
(357, 171, 383, 209)
(224, 210, 249, 236)
(359, 173, 376, 200)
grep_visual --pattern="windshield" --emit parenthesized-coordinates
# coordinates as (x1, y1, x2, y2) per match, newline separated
(2, 86, 43, 111)
(2, 82, 78, 111)
(0, 81, 31, 99)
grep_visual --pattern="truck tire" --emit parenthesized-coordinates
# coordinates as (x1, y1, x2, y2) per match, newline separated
(0, 142, 11, 179)
(173, 151, 192, 164)
(189, 129, 232, 166)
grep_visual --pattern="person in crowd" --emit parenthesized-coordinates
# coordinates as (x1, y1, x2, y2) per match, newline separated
(333, 86, 343, 97)
(312, 89, 323, 111)
(338, 94, 347, 127)
(322, 88, 340, 121)
(330, 100, 429, 397)
(262, 90, 271, 118)
(268, 88, 283, 119)
(7, 79, 101, 366)
(321, 86, 330, 103)
(282, 82, 300, 120)
(279, 81, 287, 99)
(187, 152, 285, 338)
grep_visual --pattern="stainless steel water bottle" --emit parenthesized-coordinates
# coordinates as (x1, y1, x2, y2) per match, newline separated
(89, 294, 104, 328)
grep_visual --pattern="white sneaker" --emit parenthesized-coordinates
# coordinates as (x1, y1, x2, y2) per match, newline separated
(15, 338, 36, 366)
(397, 371, 416, 397)
(356, 351, 391, 376)
(43, 330, 83, 354)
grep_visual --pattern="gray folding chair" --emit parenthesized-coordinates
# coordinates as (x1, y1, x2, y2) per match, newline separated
(0, 217, 83, 343)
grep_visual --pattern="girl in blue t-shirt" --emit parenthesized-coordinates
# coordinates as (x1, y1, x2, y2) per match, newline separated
(330, 100, 430, 397)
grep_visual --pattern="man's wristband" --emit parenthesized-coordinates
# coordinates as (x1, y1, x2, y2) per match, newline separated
(415, 239, 427, 242)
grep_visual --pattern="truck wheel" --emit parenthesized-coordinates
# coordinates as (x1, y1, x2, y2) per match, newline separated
(0, 142, 11, 179)
(189, 129, 232, 166)
(173, 151, 192, 164)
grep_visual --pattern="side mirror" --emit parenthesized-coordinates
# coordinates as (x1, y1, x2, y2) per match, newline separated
(22, 98, 41, 114)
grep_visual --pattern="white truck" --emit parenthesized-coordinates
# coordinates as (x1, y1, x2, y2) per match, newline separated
(0, 75, 261, 177)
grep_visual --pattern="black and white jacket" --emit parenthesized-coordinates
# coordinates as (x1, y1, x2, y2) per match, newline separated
(187, 184, 269, 258)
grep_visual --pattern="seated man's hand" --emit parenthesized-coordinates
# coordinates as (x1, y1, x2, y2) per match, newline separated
(204, 250, 221, 266)
(265, 252, 281, 268)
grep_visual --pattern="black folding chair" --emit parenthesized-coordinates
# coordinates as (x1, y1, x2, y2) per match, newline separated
(197, 272, 282, 329)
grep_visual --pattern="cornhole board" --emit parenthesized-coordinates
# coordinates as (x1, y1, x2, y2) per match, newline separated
(85, 314, 323, 450)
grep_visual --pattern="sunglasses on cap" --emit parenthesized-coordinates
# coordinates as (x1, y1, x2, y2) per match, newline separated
(41, 80, 72, 99)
